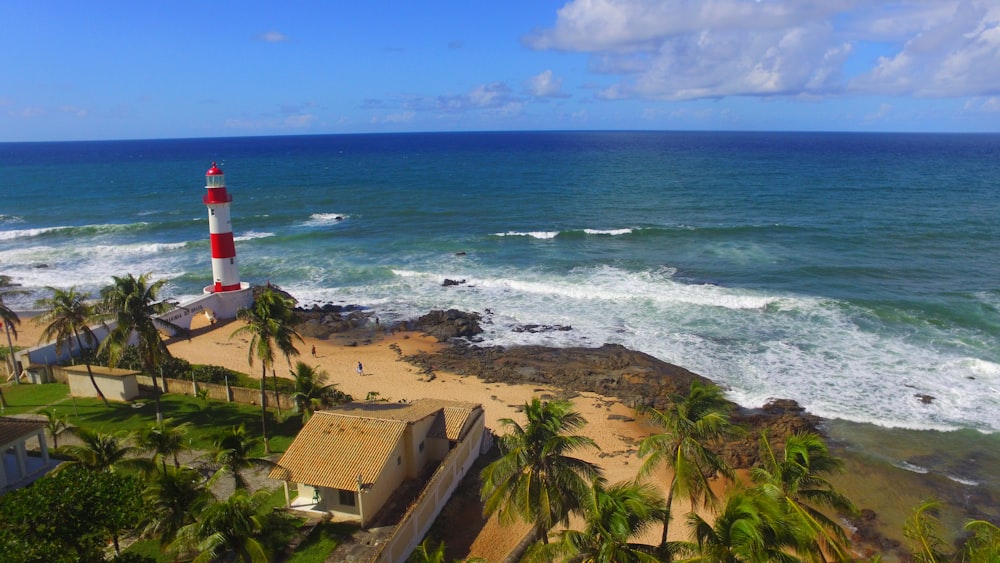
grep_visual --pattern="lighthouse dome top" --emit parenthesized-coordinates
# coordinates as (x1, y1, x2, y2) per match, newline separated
(206, 162, 224, 176)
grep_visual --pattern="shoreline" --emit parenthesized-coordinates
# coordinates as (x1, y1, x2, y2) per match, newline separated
(9, 309, 998, 558)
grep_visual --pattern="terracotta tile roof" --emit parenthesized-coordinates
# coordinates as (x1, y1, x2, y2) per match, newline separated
(269, 411, 407, 490)
(269, 399, 481, 489)
(0, 417, 47, 447)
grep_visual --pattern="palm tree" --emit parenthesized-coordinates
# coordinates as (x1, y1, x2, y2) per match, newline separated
(231, 286, 302, 453)
(290, 361, 351, 421)
(0, 275, 28, 388)
(533, 477, 667, 563)
(40, 408, 69, 449)
(98, 273, 176, 423)
(142, 464, 213, 549)
(751, 432, 856, 562)
(637, 381, 741, 550)
(962, 519, 1000, 561)
(59, 428, 141, 473)
(481, 397, 603, 557)
(409, 538, 447, 563)
(35, 286, 108, 406)
(170, 488, 297, 563)
(209, 424, 277, 490)
(134, 419, 191, 472)
(903, 500, 950, 563)
(683, 486, 802, 563)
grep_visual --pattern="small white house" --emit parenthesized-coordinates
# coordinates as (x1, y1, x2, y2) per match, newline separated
(63, 365, 140, 402)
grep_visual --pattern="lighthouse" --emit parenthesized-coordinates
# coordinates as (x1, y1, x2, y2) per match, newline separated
(203, 162, 241, 293)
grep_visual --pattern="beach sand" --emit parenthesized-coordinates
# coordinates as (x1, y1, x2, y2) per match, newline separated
(163, 318, 691, 556)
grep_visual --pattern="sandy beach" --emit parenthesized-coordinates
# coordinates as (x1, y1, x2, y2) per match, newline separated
(163, 317, 680, 555)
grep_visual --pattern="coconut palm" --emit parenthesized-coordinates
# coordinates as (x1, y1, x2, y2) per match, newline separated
(637, 381, 741, 551)
(481, 397, 602, 558)
(208, 424, 277, 491)
(142, 464, 213, 549)
(904, 500, 950, 563)
(59, 428, 142, 473)
(40, 408, 69, 449)
(98, 273, 177, 423)
(290, 361, 350, 421)
(134, 419, 191, 472)
(751, 432, 856, 562)
(532, 477, 667, 563)
(0, 275, 27, 388)
(170, 488, 297, 563)
(683, 486, 802, 563)
(409, 538, 447, 563)
(231, 285, 302, 453)
(35, 286, 108, 406)
(962, 519, 1000, 561)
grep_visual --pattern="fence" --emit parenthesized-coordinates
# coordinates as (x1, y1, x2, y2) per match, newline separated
(371, 409, 487, 563)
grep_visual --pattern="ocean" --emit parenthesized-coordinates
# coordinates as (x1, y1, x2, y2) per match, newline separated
(2, 131, 999, 441)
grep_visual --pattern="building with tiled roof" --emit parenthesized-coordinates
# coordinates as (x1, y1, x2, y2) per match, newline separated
(269, 398, 484, 528)
(0, 417, 54, 493)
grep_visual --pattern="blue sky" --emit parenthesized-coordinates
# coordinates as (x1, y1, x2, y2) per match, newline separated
(2, 0, 999, 141)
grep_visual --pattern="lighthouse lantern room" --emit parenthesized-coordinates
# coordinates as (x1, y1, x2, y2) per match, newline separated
(203, 162, 241, 293)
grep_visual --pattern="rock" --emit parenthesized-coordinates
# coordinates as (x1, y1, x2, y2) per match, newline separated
(915, 393, 935, 404)
(412, 309, 483, 342)
(442, 278, 466, 287)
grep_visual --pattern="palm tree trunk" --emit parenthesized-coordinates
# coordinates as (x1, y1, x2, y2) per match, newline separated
(503, 524, 546, 563)
(271, 369, 282, 416)
(4, 323, 18, 385)
(660, 478, 676, 548)
(260, 365, 270, 454)
(145, 352, 164, 423)
(73, 332, 108, 406)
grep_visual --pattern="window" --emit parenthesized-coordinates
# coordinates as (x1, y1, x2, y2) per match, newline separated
(338, 489, 356, 506)
(419, 440, 425, 453)
(397, 456, 402, 466)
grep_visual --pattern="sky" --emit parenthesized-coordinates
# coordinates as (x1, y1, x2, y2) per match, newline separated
(2, 0, 999, 142)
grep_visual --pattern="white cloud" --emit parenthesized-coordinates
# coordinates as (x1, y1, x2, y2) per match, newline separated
(527, 0, 1000, 101)
(258, 31, 289, 43)
(528, 69, 569, 98)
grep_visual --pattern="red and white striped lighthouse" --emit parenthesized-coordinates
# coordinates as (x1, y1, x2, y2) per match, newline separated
(203, 162, 241, 293)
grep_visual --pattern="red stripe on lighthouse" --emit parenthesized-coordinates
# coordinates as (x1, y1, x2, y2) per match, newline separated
(210, 233, 236, 258)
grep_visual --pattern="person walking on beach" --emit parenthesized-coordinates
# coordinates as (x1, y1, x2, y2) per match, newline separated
(357, 361, 364, 376)
(311, 345, 317, 357)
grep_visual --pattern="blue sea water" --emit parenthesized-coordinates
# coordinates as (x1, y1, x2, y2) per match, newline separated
(2, 131, 999, 435)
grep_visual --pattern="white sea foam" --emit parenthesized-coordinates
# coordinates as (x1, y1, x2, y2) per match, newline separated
(583, 228, 634, 236)
(494, 231, 559, 239)
(234, 231, 275, 242)
(0, 226, 65, 240)
(944, 474, 980, 486)
(302, 213, 348, 227)
(894, 461, 930, 474)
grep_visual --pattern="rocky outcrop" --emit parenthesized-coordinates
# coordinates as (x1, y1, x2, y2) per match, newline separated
(403, 341, 820, 469)
(411, 309, 483, 342)
(294, 304, 374, 339)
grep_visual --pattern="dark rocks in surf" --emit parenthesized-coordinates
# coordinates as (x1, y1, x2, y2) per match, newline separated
(412, 309, 483, 342)
(512, 324, 573, 333)
(295, 303, 373, 339)
(442, 278, 466, 287)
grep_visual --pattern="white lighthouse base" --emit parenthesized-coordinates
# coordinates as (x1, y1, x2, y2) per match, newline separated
(153, 283, 254, 336)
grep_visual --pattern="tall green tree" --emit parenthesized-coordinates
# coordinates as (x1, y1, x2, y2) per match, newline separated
(98, 273, 177, 423)
(962, 519, 1000, 562)
(0, 465, 145, 562)
(290, 361, 351, 421)
(0, 274, 27, 391)
(409, 538, 447, 563)
(134, 419, 191, 472)
(532, 477, 667, 563)
(142, 465, 213, 549)
(170, 488, 297, 563)
(41, 408, 69, 449)
(231, 285, 302, 453)
(683, 486, 802, 563)
(35, 286, 108, 406)
(751, 432, 856, 562)
(637, 381, 741, 550)
(481, 397, 602, 558)
(208, 424, 277, 491)
(59, 428, 142, 473)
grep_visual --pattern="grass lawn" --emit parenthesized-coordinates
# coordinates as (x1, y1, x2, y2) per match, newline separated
(0, 382, 303, 454)
(286, 521, 356, 563)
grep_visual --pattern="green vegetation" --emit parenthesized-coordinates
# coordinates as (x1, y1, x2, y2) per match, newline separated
(286, 521, 355, 563)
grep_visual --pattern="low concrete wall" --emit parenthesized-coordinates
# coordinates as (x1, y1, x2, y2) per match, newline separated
(143, 375, 296, 411)
(372, 409, 487, 563)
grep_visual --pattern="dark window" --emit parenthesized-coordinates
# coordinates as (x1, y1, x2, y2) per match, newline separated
(339, 489, 356, 506)
(419, 440, 425, 453)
